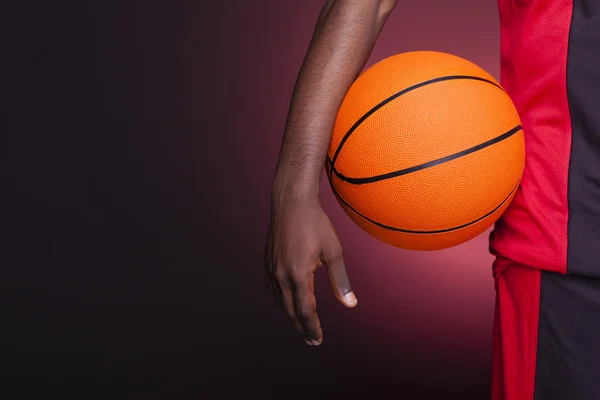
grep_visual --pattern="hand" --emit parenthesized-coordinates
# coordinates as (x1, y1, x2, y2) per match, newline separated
(264, 191, 357, 346)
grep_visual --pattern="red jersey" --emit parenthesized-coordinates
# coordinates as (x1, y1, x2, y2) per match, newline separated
(490, 0, 600, 279)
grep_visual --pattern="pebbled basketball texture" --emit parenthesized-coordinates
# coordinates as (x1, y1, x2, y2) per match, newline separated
(326, 51, 525, 251)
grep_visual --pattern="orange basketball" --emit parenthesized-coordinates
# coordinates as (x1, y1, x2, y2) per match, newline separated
(326, 51, 525, 251)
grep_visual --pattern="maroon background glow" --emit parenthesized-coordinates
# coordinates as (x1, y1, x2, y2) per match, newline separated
(5, 0, 503, 398)
(214, 0, 502, 398)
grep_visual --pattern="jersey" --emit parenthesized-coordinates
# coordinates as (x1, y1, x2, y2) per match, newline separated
(489, 0, 600, 278)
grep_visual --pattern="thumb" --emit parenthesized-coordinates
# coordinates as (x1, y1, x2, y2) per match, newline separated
(322, 246, 357, 308)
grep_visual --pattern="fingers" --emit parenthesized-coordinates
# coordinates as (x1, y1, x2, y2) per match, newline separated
(276, 267, 322, 346)
(291, 271, 322, 345)
(322, 243, 357, 308)
(279, 278, 306, 335)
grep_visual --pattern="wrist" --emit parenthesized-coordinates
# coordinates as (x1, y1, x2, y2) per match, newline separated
(271, 170, 320, 206)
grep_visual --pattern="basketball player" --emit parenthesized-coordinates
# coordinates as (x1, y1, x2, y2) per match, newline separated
(264, 0, 600, 398)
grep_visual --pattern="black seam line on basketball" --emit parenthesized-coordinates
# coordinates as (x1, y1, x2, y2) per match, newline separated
(330, 75, 505, 169)
(327, 175, 520, 234)
(332, 125, 522, 185)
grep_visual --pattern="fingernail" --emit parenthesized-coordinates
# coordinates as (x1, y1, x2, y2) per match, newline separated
(311, 339, 320, 346)
(305, 339, 313, 346)
(343, 291, 357, 305)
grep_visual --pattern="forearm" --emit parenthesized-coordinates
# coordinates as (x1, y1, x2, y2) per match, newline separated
(273, 0, 398, 202)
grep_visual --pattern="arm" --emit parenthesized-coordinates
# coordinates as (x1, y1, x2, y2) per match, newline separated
(273, 0, 398, 197)
(265, 0, 398, 346)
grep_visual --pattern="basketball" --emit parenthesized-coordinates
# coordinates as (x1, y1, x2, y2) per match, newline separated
(325, 51, 525, 251)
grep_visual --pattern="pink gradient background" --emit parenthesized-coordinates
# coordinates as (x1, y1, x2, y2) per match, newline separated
(240, 0, 499, 352)
(4, 0, 505, 398)
(212, 0, 504, 397)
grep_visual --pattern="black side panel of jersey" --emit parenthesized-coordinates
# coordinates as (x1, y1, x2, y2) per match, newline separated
(566, 0, 600, 277)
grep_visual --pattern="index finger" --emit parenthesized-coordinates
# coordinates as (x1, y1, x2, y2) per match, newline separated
(291, 271, 322, 345)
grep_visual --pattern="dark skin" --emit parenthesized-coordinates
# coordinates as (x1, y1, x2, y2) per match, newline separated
(265, 0, 399, 346)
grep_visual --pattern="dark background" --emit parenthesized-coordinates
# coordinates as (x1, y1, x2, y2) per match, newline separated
(5, 1, 502, 398)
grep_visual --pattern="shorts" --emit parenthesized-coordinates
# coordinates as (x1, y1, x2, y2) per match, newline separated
(492, 259, 600, 400)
